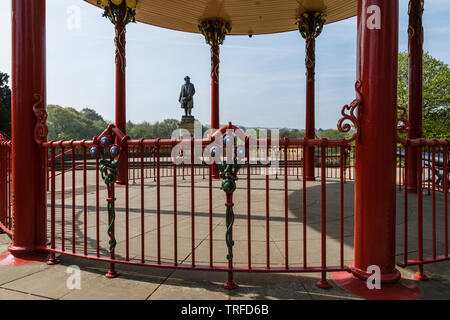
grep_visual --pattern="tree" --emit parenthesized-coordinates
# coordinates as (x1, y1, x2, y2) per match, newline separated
(47, 105, 108, 140)
(398, 52, 450, 139)
(317, 129, 347, 140)
(81, 108, 104, 122)
(0, 72, 11, 137)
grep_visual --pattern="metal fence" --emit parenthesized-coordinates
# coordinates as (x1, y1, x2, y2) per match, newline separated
(396, 139, 449, 277)
(0, 139, 12, 235)
(1, 129, 449, 286)
(41, 127, 354, 287)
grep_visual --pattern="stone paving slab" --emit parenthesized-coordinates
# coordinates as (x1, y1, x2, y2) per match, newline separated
(0, 288, 50, 300)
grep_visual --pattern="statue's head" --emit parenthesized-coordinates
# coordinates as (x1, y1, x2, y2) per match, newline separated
(184, 76, 190, 84)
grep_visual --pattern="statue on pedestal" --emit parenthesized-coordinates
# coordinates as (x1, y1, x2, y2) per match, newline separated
(179, 76, 196, 117)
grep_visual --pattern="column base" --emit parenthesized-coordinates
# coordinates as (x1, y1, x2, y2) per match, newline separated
(350, 263, 401, 284)
(1, 247, 49, 266)
(115, 180, 127, 186)
(332, 271, 421, 300)
(8, 244, 36, 255)
(306, 177, 316, 182)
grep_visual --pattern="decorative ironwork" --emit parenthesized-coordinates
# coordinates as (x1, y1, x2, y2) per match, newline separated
(115, 26, 126, 72)
(198, 18, 232, 46)
(211, 136, 244, 261)
(211, 45, 220, 84)
(296, 11, 326, 40)
(90, 132, 121, 253)
(32, 93, 48, 145)
(297, 12, 325, 82)
(408, 0, 424, 45)
(337, 80, 363, 143)
(397, 105, 410, 135)
(98, 1, 136, 72)
(98, 0, 138, 25)
(0, 131, 8, 141)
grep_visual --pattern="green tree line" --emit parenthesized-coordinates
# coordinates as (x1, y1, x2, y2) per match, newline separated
(1, 52, 448, 140)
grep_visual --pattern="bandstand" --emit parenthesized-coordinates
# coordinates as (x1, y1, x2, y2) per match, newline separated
(0, 0, 448, 300)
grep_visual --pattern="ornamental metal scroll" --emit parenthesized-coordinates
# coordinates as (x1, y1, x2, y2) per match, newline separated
(33, 93, 48, 145)
(89, 125, 129, 253)
(397, 105, 410, 135)
(337, 80, 363, 143)
(210, 135, 246, 262)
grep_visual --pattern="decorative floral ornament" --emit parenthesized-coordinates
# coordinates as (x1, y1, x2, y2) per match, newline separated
(397, 105, 410, 136)
(214, 134, 244, 262)
(236, 146, 246, 159)
(296, 11, 326, 40)
(32, 93, 48, 145)
(337, 80, 363, 143)
(198, 18, 232, 46)
(90, 133, 123, 253)
(97, 0, 138, 25)
(210, 145, 220, 158)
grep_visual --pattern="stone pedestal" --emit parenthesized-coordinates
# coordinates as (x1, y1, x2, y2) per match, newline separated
(179, 116, 195, 137)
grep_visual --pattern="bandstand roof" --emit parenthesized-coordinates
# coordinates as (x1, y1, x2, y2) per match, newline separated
(84, 0, 357, 35)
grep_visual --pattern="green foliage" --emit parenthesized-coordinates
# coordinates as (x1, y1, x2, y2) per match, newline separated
(47, 105, 109, 141)
(128, 119, 180, 139)
(316, 129, 347, 140)
(47, 105, 180, 140)
(0, 72, 11, 137)
(398, 52, 450, 139)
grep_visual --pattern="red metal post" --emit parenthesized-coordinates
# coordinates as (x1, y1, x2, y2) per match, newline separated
(199, 19, 231, 179)
(210, 44, 220, 178)
(406, 0, 424, 193)
(211, 44, 220, 133)
(297, 12, 325, 181)
(115, 23, 128, 185)
(305, 37, 316, 181)
(9, 0, 47, 255)
(352, 0, 401, 283)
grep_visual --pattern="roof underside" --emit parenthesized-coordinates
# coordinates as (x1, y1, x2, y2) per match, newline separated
(84, 0, 357, 35)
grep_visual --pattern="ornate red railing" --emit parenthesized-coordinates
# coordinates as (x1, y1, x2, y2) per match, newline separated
(0, 133, 12, 235)
(39, 123, 356, 288)
(396, 137, 449, 279)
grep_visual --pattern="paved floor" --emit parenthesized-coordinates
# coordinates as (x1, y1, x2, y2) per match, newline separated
(0, 170, 449, 300)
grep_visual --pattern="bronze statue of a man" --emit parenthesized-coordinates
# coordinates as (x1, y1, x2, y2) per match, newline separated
(179, 76, 196, 117)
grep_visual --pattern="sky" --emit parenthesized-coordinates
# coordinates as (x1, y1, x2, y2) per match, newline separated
(0, 0, 449, 130)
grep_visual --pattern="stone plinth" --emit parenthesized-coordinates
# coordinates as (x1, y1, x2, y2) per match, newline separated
(178, 116, 195, 137)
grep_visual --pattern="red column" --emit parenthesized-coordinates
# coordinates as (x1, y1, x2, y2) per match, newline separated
(353, 0, 401, 282)
(9, 0, 47, 254)
(211, 44, 220, 178)
(406, 0, 424, 193)
(115, 23, 128, 185)
(305, 38, 316, 181)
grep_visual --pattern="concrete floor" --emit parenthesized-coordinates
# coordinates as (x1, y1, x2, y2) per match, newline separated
(0, 169, 449, 300)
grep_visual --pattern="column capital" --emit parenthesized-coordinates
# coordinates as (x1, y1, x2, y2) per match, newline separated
(198, 18, 232, 46)
(296, 11, 326, 40)
(98, 0, 138, 26)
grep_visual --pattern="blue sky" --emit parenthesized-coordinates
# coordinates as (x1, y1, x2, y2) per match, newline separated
(0, 0, 449, 129)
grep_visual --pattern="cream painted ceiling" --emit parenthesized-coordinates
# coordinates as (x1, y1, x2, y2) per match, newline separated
(84, 0, 357, 35)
